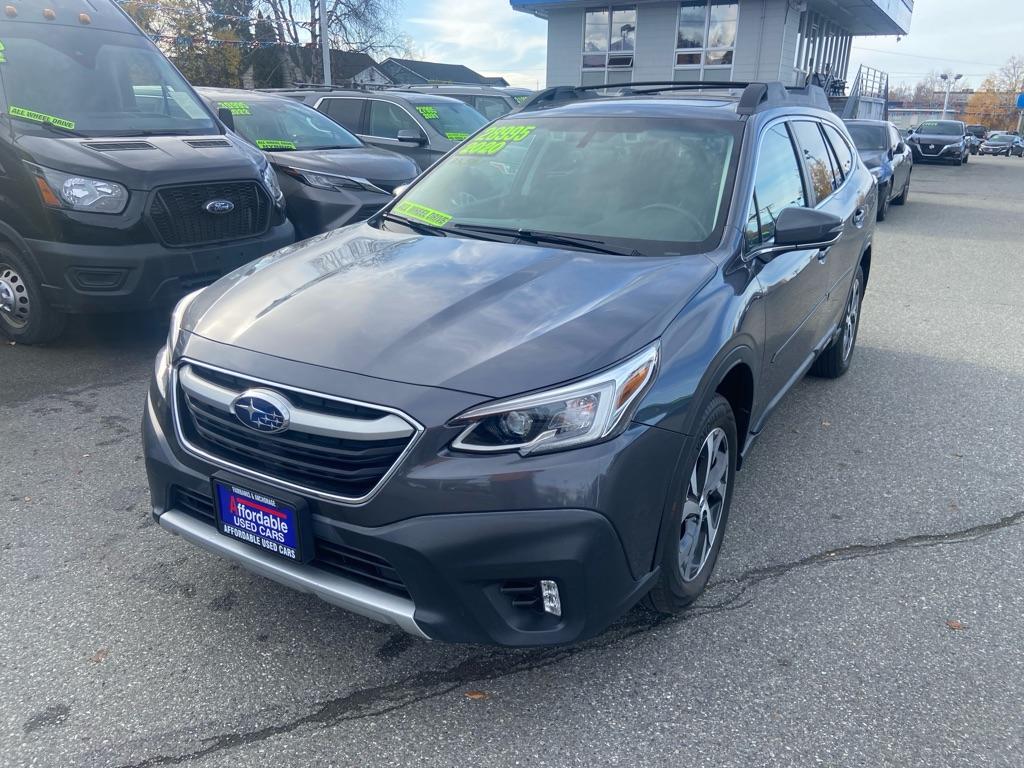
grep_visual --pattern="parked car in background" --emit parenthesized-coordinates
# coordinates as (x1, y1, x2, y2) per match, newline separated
(907, 120, 970, 165)
(0, 0, 293, 344)
(145, 81, 875, 647)
(966, 124, 988, 154)
(845, 119, 912, 221)
(394, 85, 535, 120)
(198, 88, 417, 240)
(278, 89, 487, 169)
(979, 133, 1024, 157)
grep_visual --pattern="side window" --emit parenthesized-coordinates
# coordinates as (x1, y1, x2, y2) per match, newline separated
(753, 123, 806, 242)
(889, 125, 902, 149)
(368, 101, 420, 139)
(320, 98, 364, 132)
(474, 96, 510, 120)
(791, 121, 838, 203)
(823, 124, 854, 180)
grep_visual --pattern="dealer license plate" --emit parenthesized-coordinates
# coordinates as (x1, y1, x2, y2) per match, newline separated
(214, 481, 303, 562)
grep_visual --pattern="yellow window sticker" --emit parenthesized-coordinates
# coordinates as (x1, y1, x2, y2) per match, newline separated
(255, 139, 297, 150)
(445, 132, 469, 141)
(416, 106, 439, 120)
(218, 100, 251, 116)
(394, 200, 452, 227)
(9, 106, 76, 130)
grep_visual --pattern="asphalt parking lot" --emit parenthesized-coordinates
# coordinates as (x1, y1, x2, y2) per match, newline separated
(2, 154, 1023, 768)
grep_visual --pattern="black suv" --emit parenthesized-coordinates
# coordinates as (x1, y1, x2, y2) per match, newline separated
(0, 0, 293, 344)
(144, 82, 876, 646)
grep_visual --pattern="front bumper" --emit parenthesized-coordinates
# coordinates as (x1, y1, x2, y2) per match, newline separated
(911, 143, 962, 162)
(29, 221, 295, 313)
(143, 352, 680, 646)
(280, 181, 394, 241)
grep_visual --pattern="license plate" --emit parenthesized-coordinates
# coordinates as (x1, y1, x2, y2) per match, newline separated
(214, 480, 305, 562)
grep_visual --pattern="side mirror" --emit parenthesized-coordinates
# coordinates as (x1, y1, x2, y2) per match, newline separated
(773, 207, 844, 249)
(895, 141, 905, 154)
(217, 107, 235, 131)
(397, 129, 427, 145)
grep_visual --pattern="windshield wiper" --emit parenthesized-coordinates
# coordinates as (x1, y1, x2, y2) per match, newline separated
(380, 212, 448, 237)
(452, 224, 637, 256)
(10, 115, 87, 138)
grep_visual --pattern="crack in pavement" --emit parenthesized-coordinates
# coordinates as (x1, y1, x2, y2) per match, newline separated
(114, 509, 1024, 768)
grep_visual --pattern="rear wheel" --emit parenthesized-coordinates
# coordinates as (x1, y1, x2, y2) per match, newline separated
(810, 265, 864, 379)
(647, 395, 737, 614)
(0, 245, 65, 345)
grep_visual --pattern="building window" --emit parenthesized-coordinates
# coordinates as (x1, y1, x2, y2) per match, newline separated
(674, 1, 738, 82)
(582, 6, 636, 86)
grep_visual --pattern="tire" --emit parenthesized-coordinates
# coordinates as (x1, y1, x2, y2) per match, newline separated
(810, 265, 864, 379)
(647, 394, 737, 614)
(0, 244, 65, 344)
(892, 171, 910, 205)
(876, 183, 890, 221)
(963, 151, 969, 164)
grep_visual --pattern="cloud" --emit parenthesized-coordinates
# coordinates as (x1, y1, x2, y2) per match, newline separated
(403, 0, 548, 88)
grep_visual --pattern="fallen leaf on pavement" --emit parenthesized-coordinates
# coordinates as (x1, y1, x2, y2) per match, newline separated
(946, 620, 967, 631)
(821, 420, 831, 427)
(90, 648, 109, 663)
(465, 690, 490, 701)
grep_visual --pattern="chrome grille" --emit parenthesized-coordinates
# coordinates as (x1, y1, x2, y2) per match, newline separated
(173, 362, 421, 503)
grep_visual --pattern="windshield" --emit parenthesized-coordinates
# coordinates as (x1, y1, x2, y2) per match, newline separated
(846, 124, 888, 151)
(989, 134, 1014, 143)
(414, 101, 488, 141)
(0, 24, 216, 137)
(216, 96, 361, 151)
(916, 121, 963, 136)
(385, 116, 740, 256)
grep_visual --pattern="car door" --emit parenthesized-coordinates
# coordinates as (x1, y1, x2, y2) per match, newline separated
(888, 124, 911, 189)
(800, 120, 866, 331)
(750, 121, 834, 403)
(365, 99, 434, 168)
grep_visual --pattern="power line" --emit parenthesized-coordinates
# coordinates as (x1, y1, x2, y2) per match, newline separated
(850, 45, 1002, 68)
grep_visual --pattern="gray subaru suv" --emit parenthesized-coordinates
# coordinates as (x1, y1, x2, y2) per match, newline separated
(145, 81, 875, 646)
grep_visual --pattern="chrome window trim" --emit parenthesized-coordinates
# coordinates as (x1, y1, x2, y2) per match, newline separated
(170, 358, 425, 506)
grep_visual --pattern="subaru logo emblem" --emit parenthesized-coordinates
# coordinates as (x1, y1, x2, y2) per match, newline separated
(231, 389, 291, 434)
(204, 199, 235, 215)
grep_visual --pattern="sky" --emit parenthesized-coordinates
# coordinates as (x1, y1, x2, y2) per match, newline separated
(400, 0, 1024, 91)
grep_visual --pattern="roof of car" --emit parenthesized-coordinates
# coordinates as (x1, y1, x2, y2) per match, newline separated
(196, 87, 294, 104)
(509, 96, 745, 122)
(518, 81, 833, 121)
(844, 119, 893, 126)
(264, 88, 466, 105)
(394, 85, 533, 99)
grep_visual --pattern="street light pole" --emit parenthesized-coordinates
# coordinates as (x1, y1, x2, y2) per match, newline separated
(318, 0, 331, 86)
(941, 73, 963, 120)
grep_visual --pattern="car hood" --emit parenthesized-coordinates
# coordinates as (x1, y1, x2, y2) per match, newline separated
(268, 147, 418, 189)
(857, 150, 888, 169)
(13, 133, 266, 191)
(913, 133, 962, 145)
(185, 224, 716, 397)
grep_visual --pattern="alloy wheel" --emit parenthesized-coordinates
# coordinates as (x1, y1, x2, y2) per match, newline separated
(841, 275, 862, 363)
(679, 427, 729, 582)
(0, 263, 30, 329)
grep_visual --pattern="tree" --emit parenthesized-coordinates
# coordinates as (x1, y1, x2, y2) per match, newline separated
(963, 56, 1024, 131)
(254, 0, 402, 84)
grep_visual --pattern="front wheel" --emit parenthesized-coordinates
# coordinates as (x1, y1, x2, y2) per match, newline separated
(0, 245, 65, 344)
(810, 265, 864, 379)
(647, 395, 737, 614)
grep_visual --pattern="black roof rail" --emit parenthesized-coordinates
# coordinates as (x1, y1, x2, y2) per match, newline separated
(518, 80, 831, 116)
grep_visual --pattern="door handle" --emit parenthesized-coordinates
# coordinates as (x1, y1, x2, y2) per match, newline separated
(816, 246, 831, 263)
(852, 208, 867, 227)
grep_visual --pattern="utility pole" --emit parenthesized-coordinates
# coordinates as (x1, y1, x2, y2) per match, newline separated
(318, 0, 331, 86)
(940, 72, 963, 119)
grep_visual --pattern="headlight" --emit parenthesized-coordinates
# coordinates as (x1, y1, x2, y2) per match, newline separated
(450, 344, 659, 456)
(155, 289, 204, 400)
(280, 166, 388, 195)
(34, 165, 128, 213)
(260, 162, 284, 202)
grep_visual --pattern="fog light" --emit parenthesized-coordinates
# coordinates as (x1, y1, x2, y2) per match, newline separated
(540, 580, 561, 617)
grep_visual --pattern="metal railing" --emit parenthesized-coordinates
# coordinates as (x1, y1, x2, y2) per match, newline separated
(841, 65, 890, 120)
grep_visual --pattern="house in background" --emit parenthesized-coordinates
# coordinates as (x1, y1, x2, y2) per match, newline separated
(353, 58, 510, 87)
(510, 0, 912, 91)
